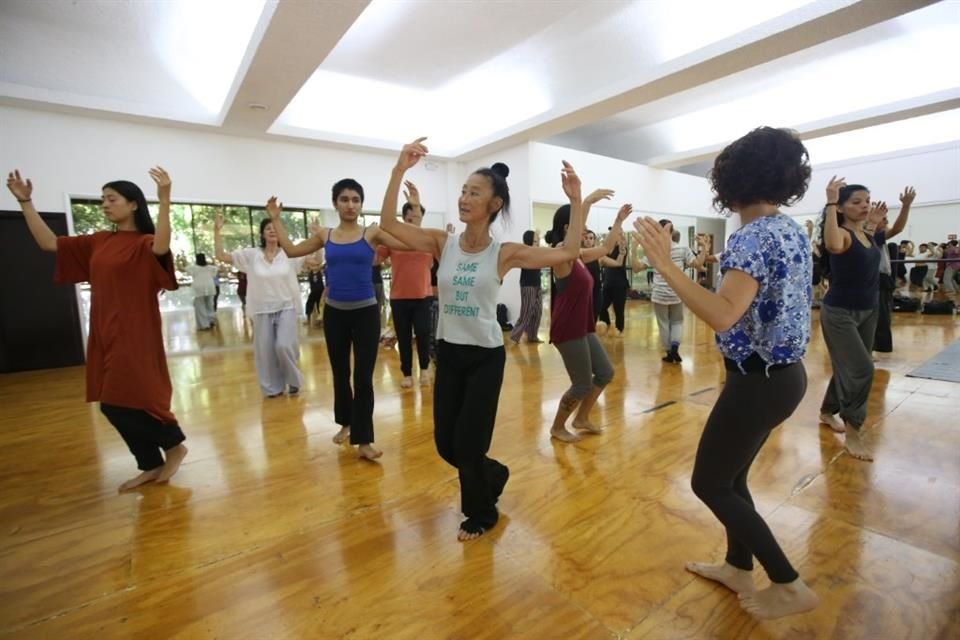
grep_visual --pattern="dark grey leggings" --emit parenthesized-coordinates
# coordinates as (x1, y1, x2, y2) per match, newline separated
(691, 361, 806, 584)
(819, 303, 877, 429)
(554, 333, 614, 399)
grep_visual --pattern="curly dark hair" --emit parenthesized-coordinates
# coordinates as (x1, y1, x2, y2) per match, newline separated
(709, 126, 811, 212)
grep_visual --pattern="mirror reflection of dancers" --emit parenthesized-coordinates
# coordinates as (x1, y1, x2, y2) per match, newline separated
(380, 137, 588, 541)
(636, 127, 818, 620)
(7, 167, 188, 491)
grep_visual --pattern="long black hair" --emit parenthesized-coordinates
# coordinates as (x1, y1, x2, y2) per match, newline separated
(102, 180, 155, 234)
(259, 218, 273, 248)
(522, 230, 536, 246)
(545, 204, 570, 247)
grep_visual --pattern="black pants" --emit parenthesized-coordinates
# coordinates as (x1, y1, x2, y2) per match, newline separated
(874, 284, 894, 353)
(390, 298, 431, 375)
(599, 285, 627, 332)
(591, 284, 603, 323)
(100, 403, 186, 471)
(305, 285, 324, 317)
(691, 362, 806, 584)
(434, 341, 508, 529)
(323, 304, 380, 445)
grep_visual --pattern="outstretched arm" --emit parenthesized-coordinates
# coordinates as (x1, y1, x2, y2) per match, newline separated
(6, 169, 57, 252)
(149, 167, 172, 255)
(823, 175, 852, 254)
(886, 186, 915, 241)
(581, 201, 629, 263)
(378, 139, 447, 257)
(267, 196, 325, 257)
(635, 217, 756, 332)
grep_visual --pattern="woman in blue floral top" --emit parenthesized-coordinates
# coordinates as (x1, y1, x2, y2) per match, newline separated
(635, 126, 817, 620)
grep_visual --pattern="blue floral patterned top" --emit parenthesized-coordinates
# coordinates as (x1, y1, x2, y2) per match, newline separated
(716, 213, 811, 371)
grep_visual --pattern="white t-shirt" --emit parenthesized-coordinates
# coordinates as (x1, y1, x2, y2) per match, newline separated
(231, 248, 305, 316)
(651, 244, 697, 305)
(919, 250, 937, 269)
(187, 264, 219, 297)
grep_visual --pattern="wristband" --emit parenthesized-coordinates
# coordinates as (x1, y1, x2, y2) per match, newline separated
(17, 198, 31, 203)
(825, 202, 838, 207)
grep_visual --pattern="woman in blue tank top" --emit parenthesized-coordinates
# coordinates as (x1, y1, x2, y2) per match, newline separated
(817, 179, 913, 461)
(270, 179, 411, 461)
(379, 137, 590, 542)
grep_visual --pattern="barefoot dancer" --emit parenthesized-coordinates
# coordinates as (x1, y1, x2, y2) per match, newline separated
(380, 137, 586, 541)
(269, 179, 411, 461)
(6, 168, 188, 491)
(636, 127, 818, 620)
(544, 195, 628, 443)
(817, 181, 914, 461)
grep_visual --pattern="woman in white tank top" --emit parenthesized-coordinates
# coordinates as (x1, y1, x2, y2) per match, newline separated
(379, 137, 590, 541)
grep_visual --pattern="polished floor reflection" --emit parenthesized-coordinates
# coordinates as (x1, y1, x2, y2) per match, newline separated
(1, 302, 958, 639)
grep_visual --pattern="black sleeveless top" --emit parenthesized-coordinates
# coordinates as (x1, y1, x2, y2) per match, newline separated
(823, 228, 880, 310)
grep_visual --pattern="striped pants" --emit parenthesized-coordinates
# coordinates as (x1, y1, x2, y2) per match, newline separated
(510, 286, 542, 343)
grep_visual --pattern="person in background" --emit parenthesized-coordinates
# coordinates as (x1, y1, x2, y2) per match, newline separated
(187, 253, 219, 331)
(510, 230, 545, 345)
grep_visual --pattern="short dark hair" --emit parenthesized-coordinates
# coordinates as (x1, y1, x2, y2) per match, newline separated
(102, 180, 155, 234)
(401, 202, 424, 220)
(545, 204, 570, 247)
(709, 126, 811, 212)
(522, 230, 536, 246)
(196, 253, 207, 266)
(332, 178, 364, 204)
(472, 162, 510, 223)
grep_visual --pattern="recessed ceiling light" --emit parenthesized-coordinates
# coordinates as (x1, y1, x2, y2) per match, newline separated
(248, 103, 268, 111)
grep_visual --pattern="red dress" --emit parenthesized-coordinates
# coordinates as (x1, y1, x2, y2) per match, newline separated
(54, 231, 180, 425)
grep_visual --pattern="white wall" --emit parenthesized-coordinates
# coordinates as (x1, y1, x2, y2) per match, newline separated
(0, 105, 450, 214)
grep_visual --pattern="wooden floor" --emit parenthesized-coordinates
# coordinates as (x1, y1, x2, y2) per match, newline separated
(1, 300, 959, 639)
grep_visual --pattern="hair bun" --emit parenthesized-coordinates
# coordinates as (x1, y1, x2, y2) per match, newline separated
(490, 162, 510, 179)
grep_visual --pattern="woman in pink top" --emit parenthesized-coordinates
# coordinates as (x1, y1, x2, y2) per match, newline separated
(382, 182, 435, 388)
(545, 193, 631, 442)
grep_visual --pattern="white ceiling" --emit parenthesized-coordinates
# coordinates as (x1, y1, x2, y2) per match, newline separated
(1, 0, 957, 168)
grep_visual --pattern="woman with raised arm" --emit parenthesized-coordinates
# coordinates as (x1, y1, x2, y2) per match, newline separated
(6, 168, 187, 491)
(380, 137, 586, 541)
(544, 196, 628, 443)
(636, 127, 818, 620)
(267, 180, 410, 461)
(581, 229, 605, 324)
(632, 220, 707, 363)
(214, 214, 305, 399)
(817, 181, 914, 461)
(598, 234, 629, 337)
(509, 230, 545, 346)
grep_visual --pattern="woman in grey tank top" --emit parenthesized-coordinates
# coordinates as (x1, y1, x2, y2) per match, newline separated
(379, 137, 591, 541)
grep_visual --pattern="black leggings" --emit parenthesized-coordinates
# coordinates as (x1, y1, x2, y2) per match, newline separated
(323, 304, 380, 445)
(691, 361, 807, 584)
(390, 298, 431, 375)
(434, 341, 508, 529)
(305, 285, 324, 317)
(599, 285, 627, 332)
(100, 404, 186, 471)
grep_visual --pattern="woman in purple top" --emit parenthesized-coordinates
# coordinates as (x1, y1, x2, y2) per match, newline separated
(270, 179, 411, 461)
(637, 126, 818, 620)
(545, 193, 630, 442)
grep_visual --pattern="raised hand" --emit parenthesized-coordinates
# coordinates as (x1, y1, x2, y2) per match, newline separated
(445, 223, 456, 234)
(899, 186, 916, 206)
(868, 200, 888, 224)
(148, 166, 171, 201)
(6, 169, 33, 202)
(633, 217, 672, 270)
(403, 180, 422, 207)
(214, 213, 225, 231)
(308, 219, 322, 237)
(266, 196, 282, 221)
(584, 188, 615, 206)
(615, 203, 633, 225)
(560, 160, 581, 201)
(396, 137, 428, 171)
(826, 175, 846, 204)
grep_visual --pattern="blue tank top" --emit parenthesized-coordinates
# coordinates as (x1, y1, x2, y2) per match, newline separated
(325, 228, 376, 303)
(823, 228, 880, 310)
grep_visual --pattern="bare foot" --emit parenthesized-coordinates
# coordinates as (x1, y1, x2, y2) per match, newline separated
(457, 519, 488, 541)
(118, 468, 162, 491)
(686, 561, 754, 594)
(155, 444, 188, 483)
(844, 425, 873, 461)
(400, 376, 413, 389)
(358, 444, 383, 461)
(550, 427, 582, 443)
(819, 413, 844, 433)
(333, 427, 351, 445)
(739, 578, 818, 620)
(572, 419, 603, 435)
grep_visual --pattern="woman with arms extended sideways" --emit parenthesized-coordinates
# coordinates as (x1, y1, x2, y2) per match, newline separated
(7, 167, 188, 491)
(380, 137, 588, 541)
(635, 126, 818, 620)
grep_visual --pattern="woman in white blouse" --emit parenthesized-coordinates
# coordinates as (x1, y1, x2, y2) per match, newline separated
(186, 253, 219, 330)
(214, 215, 305, 397)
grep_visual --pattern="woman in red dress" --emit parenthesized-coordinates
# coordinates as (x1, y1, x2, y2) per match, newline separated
(6, 167, 188, 491)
